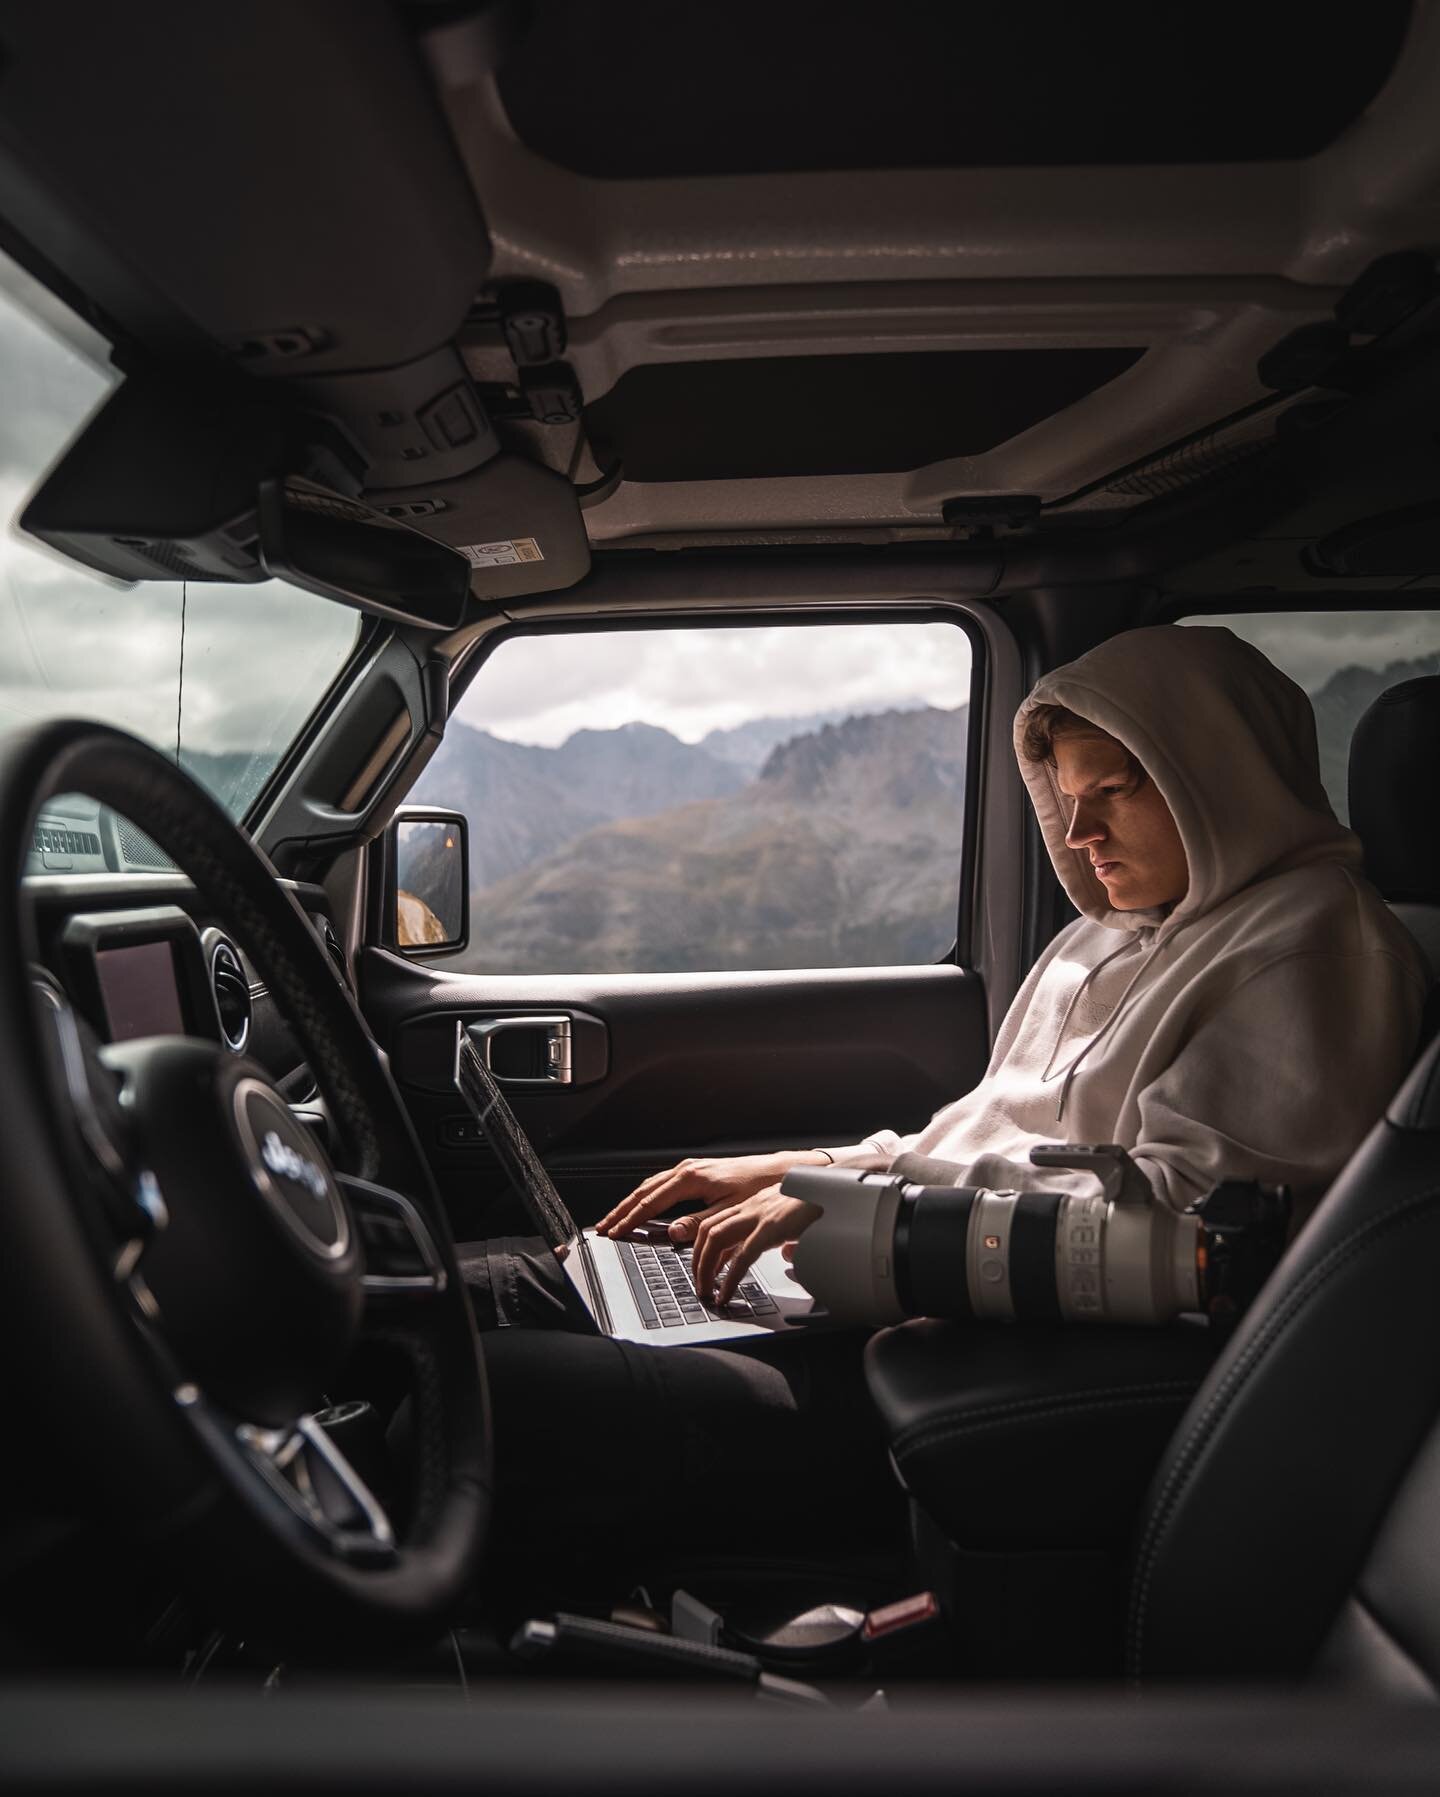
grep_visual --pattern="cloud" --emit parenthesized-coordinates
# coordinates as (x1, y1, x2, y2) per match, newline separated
(0, 543, 359, 760)
(1187, 610, 1440, 694)
(461, 622, 975, 745)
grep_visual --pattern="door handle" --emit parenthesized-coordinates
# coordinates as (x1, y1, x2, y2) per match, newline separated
(466, 1015, 573, 1086)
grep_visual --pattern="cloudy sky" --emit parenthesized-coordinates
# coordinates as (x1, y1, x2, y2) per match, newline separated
(0, 252, 357, 797)
(458, 621, 975, 746)
(1194, 608, 1440, 693)
(1, 244, 1438, 779)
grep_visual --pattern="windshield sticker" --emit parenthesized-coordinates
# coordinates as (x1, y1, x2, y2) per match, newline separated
(460, 537, 544, 567)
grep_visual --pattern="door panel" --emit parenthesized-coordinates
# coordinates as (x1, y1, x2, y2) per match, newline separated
(361, 949, 988, 1240)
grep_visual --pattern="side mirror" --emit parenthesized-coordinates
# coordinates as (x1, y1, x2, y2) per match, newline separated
(385, 807, 469, 957)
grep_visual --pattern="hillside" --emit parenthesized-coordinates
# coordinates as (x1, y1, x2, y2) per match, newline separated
(412, 718, 744, 887)
(180, 748, 275, 818)
(455, 705, 968, 973)
(698, 702, 923, 774)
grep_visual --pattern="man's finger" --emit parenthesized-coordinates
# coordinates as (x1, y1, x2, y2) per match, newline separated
(668, 1196, 736, 1245)
(602, 1194, 671, 1237)
(596, 1172, 681, 1235)
(596, 1171, 666, 1233)
(715, 1226, 768, 1306)
(692, 1212, 746, 1297)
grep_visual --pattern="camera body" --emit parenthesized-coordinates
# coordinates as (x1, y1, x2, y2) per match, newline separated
(784, 1145, 1289, 1330)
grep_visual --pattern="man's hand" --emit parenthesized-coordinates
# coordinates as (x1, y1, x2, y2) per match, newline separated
(690, 1187, 822, 1306)
(595, 1150, 829, 1240)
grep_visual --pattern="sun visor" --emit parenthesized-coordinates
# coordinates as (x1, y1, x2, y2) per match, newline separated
(364, 456, 591, 602)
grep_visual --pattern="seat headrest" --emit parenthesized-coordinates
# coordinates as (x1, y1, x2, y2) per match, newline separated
(1348, 675, 1440, 903)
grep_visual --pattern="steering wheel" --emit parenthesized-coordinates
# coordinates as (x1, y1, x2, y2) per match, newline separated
(0, 721, 490, 1657)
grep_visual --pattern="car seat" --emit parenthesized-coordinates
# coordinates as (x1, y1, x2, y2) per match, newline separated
(862, 672, 1440, 1680)
(1349, 673, 1440, 1035)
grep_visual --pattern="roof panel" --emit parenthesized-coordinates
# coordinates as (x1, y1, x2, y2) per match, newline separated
(584, 348, 1145, 481)
(498, 0, 1413, 180)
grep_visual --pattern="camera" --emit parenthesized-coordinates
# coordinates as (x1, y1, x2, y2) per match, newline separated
(783, 1144, 1290, 1330)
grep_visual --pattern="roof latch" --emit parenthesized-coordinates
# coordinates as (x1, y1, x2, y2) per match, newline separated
(941, 495, 1040, 543)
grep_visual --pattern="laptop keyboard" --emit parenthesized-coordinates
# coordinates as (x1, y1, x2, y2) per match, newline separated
(614, 1238, 781, 1330)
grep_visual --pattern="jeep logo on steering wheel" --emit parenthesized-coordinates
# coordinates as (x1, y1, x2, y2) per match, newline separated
(260, 1127, 330, 1204)
(234, 1077, 348, 1261)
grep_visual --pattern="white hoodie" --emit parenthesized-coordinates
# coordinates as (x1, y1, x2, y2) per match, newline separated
(823, 626, 1429, 1221)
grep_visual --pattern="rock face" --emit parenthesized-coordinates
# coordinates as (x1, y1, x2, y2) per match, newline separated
(697, 705, 920, 775)
(440, 705, 969, 974)
(411, 719, 745, 889)
(396, 889, 449, 948)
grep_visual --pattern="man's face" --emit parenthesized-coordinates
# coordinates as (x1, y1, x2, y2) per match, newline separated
(1053, 732, 1188, 912)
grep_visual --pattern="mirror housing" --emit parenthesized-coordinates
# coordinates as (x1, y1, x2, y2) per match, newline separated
(385, 807, 469, 958)
(257, 477, 473, 630)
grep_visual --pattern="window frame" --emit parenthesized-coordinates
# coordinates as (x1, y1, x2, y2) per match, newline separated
(1147, 594, 1440, 629)
(423, 602, 988, 975)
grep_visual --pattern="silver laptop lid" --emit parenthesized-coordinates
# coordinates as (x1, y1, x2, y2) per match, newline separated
(454, 1025, 575, 1247)
(452, 1025, 612, 1330)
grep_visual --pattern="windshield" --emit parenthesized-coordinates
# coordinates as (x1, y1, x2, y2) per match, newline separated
(0, 250, 362, 863)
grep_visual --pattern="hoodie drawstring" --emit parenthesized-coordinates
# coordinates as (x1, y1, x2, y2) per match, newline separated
(1039, 933, 1172, 1120)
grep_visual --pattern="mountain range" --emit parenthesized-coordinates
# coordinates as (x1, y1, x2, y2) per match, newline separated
(413, 705, 969, 973)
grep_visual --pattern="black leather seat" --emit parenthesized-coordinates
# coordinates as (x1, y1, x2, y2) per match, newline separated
(1349, 673, 1440, 1022)
(866, 673, 1440, 1681)
(1128, 1031, 1440, 1685)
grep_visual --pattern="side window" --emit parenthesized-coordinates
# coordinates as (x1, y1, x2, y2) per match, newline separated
(1180, 609, 1440, 823)
(410, 620, 974, 974)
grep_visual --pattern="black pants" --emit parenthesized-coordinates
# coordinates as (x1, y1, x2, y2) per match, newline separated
(458, 1237, 904, 1593)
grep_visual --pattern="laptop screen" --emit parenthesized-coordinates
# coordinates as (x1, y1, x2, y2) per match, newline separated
(453, 1026, 579, 1250)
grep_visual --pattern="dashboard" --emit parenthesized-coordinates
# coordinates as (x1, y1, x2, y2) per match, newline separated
(25, 872, 349, 1103)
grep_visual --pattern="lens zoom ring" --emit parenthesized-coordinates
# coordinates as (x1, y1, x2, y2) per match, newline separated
(1010, 1191, 1064, 1322)
(905, 1187, 979, 1319)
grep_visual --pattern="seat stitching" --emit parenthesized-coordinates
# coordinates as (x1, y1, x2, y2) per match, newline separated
(895, 1387, 1198, 1465)
(893, 1381, 1201, 1459)
(1126, 1186, 1440, 1678)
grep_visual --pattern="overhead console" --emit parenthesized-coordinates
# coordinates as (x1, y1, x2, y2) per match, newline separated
(0, 0, 591, 612)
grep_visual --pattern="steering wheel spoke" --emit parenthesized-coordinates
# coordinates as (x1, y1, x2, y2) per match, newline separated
(339, 1173, 449, 1303)
(178, 1385, 398, 1568)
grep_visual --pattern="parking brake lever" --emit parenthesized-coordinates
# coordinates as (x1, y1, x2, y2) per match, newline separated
(511, 1612, 828, 1707)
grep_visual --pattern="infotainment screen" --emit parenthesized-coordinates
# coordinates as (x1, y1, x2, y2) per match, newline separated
(95, 940, 187, 1041)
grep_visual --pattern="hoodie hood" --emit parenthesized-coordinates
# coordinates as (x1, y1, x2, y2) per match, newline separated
(1014, 625, 1361, 935)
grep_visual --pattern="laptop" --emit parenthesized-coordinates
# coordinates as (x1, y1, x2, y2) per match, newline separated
(453, 1026, 827, 1345)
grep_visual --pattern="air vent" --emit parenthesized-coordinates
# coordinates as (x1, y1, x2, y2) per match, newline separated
(31, 824, 101, 856)
(203, 930, 252, 1052)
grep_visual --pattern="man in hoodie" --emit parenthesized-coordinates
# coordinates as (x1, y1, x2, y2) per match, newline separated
(471, 625, 1428, 1568)
(594, 624, 1428, 1303)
